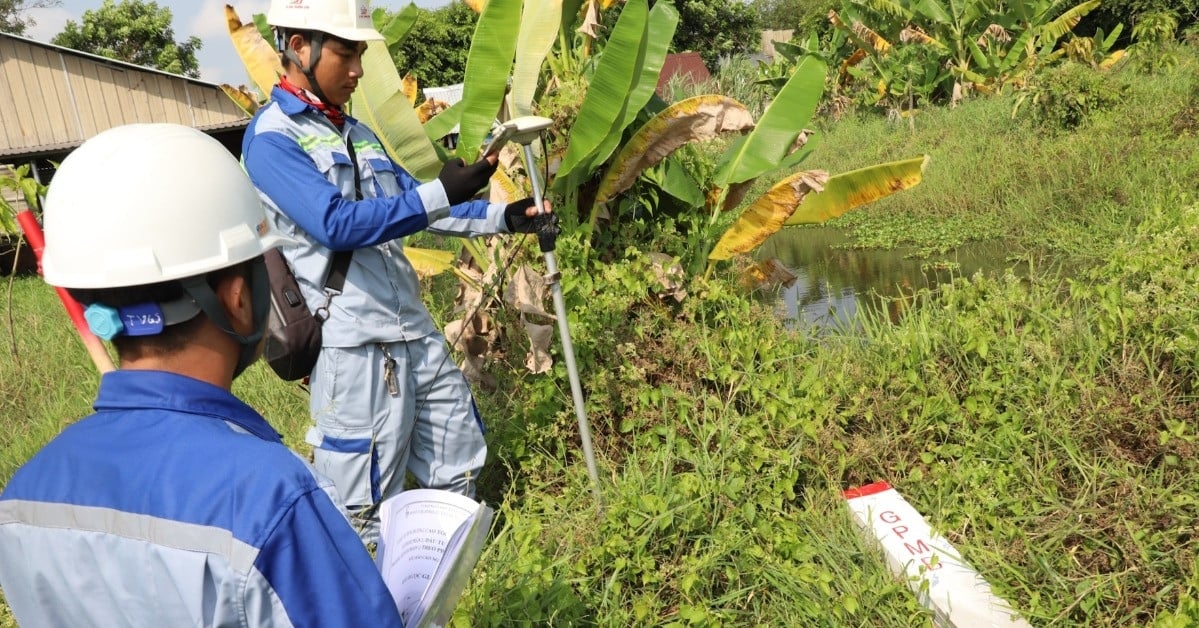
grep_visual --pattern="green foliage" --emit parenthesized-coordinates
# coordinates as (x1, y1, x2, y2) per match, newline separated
(0, 164, 45, 237)
(0, 0, 59, 36)
(1088, 199, 1199, 389)
(668, 0, 759, 69)
(389, 1, 478, 88)
(1026, 60, 1129, 129)
(814, 0, 1103, 110)
(753, 0, 836, 33)
(51, 0, 201, 78)
(1079, 0, 1198, 45)
(598, 0, 755, 72)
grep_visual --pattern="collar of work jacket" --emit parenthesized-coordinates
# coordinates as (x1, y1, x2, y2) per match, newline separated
(93, 369, 282, 444)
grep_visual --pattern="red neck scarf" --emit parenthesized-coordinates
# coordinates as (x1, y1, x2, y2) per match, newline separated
(280, 76, 346, 129)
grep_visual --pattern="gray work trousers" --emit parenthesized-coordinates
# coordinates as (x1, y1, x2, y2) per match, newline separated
(305, 332, 487, 543)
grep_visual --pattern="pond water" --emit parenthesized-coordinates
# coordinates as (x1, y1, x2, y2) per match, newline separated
(757, 226, 1026, 331)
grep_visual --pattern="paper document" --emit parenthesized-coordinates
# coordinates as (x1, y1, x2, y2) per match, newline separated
(376, 489, 495, 628)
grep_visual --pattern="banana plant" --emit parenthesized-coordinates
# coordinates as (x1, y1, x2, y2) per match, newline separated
(825, 0, 1101, 102)
(1063, 25, 1126, 70)
(579, 51, 929, 277)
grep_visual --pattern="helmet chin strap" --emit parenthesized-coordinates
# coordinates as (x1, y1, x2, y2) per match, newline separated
(179, 259, 271, 380)
(281, 30, 333, 105)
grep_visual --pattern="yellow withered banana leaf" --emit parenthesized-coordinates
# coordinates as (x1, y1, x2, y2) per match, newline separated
(220, 84, 260, 116)
(406, 246, 456, 278)
(489, 167, 521, 205)
(1099, 49, 1126, 70)
(784, 155, 929, 226)
(401, 73, 419, 106)
(225, 4, 281, 98)
(465, 0, 488, 12)
(595, 95, 753, 206)
(708, 170, 830, 262)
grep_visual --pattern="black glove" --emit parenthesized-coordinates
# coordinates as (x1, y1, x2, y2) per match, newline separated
(504, 198, 558, 234)
(438, 158, 498, 205)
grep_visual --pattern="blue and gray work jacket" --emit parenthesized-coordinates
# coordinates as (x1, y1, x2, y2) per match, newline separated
(242, 86, 512, 348)
(0, 370, 403, 627)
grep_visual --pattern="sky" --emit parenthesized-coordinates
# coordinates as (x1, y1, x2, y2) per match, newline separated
(24, 0, 449, 86)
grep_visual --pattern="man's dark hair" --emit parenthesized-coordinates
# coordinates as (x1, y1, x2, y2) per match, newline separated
(279, 29, 361, 70)
(67, 260, 256, 361)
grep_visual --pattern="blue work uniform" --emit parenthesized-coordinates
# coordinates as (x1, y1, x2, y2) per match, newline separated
(242, 86, 498, 543)
(0, 370, 402, 627)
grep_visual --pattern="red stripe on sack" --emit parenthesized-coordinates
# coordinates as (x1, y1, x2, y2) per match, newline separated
(843, 481, 893, 499)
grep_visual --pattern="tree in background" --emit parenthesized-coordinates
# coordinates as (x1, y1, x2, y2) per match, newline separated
(0, 0, 61, 36)
(753, 0, 832, 32)
(671, 0, 758, 69)
(391, 1, 477, 88)
(600, 0, 759, 70)
(1077, 0, 1197, 39)
(51, 0, 200, 78)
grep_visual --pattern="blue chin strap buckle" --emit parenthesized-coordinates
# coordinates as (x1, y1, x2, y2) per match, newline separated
(84, 298, 202, 340)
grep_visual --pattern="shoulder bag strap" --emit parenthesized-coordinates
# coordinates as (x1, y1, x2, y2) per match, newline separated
(324, 135, 366, 294)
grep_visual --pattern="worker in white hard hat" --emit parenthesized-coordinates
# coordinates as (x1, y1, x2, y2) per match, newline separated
(0, 124, 403, 627)
(242, 0, 554, 543)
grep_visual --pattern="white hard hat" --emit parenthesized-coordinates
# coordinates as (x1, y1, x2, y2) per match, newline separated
(42, 123, 285, 289)
(267, 0, 384, 43)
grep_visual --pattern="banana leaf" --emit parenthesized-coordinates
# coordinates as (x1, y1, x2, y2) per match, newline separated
(225, 5, 282, 98)
(456, 0, 523, 161)
(912, 0, 952, 24)
(720, 133, 823, 213)
(401, 74, 419, 105)
(708, 170, 830, 261)
(552, 0, 649, 192)
(586, 0, 679, 176)
(714, 56, 826, 187)
(784, 155, 930, 225)
(512, 0, 562, 117)
(594, 95, 753, 205)
(352, 41, 444, 181)
(221, 84, 260, 115)
(561, 0, 587, 32)
(646, 157, 704, 207)
(1040, 0, 1099, 41)
(424, 101, 464, 144)
(373, 4, 420, 48)
(407, 246, 456, 278)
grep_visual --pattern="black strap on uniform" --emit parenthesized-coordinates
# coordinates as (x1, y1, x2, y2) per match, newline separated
(322, 137, 367, 298)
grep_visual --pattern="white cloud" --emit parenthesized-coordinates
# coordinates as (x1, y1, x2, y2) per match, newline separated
(23, 7, 73, 42)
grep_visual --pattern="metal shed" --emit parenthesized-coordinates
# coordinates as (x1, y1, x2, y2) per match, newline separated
(0, 31, 250, 166)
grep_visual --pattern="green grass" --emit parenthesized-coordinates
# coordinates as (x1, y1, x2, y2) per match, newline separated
(6, 49, 1199, 626)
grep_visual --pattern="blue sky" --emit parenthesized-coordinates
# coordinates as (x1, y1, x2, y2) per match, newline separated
(25, 0, 449, 85)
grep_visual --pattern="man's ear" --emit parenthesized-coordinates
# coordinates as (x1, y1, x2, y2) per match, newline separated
(215, 273, 254, 336)
(287, 33, 310, 67)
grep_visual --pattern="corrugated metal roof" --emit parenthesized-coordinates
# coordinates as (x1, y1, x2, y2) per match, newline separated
(0, 33, 250, 159)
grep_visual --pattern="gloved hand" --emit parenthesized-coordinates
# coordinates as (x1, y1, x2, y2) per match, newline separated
(504, 198, 559, 235)
(438, 157, 498, 205)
